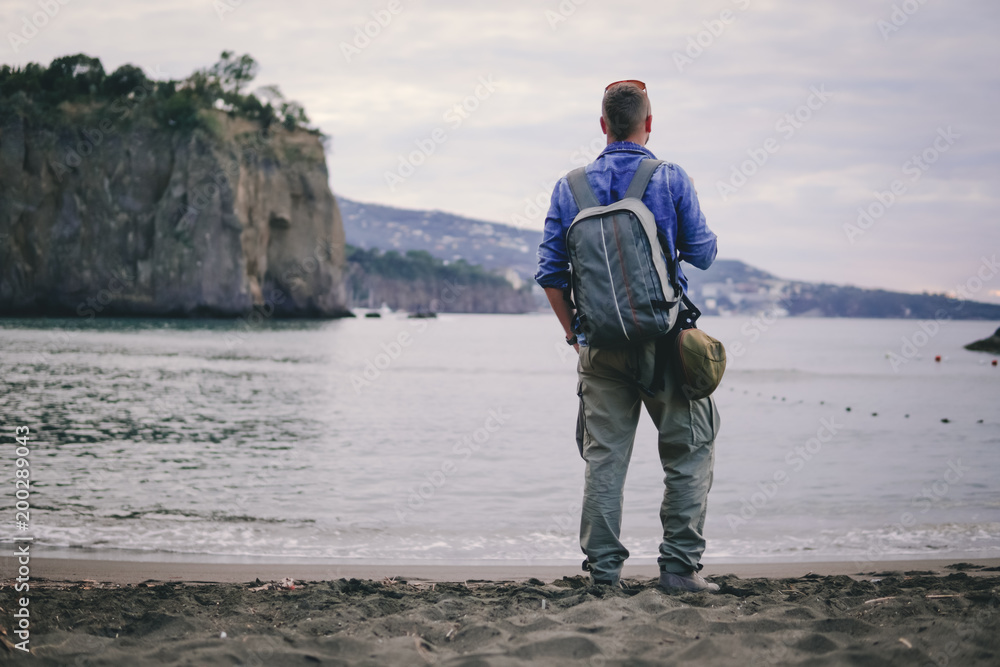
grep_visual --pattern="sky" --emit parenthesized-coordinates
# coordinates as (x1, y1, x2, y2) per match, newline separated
(3, 0, 999, 301)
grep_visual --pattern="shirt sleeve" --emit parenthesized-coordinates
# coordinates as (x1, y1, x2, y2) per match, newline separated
(670, 164, 717, 270)
(534, 178, 573, 290)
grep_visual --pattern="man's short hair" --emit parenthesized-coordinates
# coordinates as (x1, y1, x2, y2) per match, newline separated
(602, 83, 649, 142)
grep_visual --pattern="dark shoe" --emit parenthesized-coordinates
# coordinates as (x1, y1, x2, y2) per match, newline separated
(583, 558, 621, 588)
(659, 570, 720, 593)
(588, 573, 622, 588)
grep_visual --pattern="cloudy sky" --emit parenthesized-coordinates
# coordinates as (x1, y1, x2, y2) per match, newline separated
(3, 0, 998, 300)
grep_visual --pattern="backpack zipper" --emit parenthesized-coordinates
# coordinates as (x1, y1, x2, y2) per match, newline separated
(610, 217, 642, 336)
(599, 218, 631, 341)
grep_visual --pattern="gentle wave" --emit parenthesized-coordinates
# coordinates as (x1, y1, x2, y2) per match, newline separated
(2, 315, 998, 563)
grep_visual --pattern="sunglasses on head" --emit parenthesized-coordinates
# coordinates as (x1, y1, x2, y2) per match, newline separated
(605, 80, 647, 93)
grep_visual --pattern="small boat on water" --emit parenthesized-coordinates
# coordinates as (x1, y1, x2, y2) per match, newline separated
(358, 302, 394, 318)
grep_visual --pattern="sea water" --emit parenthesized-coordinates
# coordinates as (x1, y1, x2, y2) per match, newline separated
(1, 314, 998, 566)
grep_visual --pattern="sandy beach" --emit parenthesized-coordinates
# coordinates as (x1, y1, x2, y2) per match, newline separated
(4, 557, 998, 665)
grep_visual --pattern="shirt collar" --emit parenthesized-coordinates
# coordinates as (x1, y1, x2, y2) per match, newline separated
(598, 141, 657, 159)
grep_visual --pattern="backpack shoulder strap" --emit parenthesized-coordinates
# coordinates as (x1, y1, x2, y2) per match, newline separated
(566, 167, 600, 210)
(623, 158, 664, 201)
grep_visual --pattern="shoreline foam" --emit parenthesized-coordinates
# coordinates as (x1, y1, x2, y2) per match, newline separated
(16, 555, 1000, 585)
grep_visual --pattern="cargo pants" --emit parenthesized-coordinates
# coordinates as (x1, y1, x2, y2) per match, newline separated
(576, 338, 720, 583)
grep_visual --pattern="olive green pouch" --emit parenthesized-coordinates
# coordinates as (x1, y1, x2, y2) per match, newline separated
(671, 295, 726, 400)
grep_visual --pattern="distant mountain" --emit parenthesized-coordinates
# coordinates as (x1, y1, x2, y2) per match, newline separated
(684, 262, 1000, 320)
(337, 196, 541, 283)
(337, 196, 1000, 321)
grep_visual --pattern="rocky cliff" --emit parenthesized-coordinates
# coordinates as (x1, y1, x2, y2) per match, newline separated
(0, 109, 349, 317)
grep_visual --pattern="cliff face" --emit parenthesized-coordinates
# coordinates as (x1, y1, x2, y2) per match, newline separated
(0, 110, 349, 317)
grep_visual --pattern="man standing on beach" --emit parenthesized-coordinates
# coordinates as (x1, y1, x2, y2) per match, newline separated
(535, 80, 720, 591)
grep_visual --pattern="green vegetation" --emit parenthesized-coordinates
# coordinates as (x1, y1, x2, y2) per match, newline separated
(0, 51, 318, 134)
(346, 246, 512, 287)
(345, 246, 534, 313)
(964, 327, 1000, 353)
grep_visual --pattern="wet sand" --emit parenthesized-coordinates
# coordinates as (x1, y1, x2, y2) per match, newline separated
(6, 558, 1000, 665)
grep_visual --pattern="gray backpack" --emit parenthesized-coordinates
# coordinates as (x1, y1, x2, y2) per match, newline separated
(566, 158, 681, 350)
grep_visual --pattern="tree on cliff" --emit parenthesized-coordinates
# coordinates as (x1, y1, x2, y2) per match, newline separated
(0, 54, 348, 319)
(0, 52, 317, 135)
(210, 51, 259, 95)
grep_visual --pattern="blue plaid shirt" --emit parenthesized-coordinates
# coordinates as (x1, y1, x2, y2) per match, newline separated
(534, 142, 718, 295)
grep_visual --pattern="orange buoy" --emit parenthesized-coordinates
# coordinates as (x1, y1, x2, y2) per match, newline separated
(993, 359, 998, 367)
(935, 355, 942, 362)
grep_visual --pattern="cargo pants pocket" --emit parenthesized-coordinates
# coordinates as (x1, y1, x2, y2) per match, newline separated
(690, 394, 720, 445)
